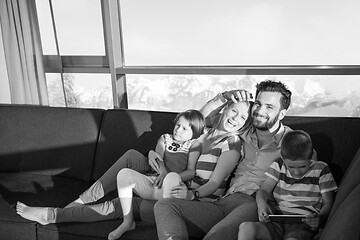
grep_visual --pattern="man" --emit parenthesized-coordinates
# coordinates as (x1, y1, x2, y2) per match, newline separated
(154, 80, 294, 240)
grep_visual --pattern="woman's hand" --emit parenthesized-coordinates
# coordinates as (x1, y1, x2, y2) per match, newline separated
(148, 150, 162, 173)
(302, 213, 320, 230)
(170, 182, 190, 199)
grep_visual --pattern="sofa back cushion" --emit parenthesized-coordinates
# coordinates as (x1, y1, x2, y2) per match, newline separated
(282, 116, 360, 184)
(0, 104, 104, 181)
(92, 109, 176, 181)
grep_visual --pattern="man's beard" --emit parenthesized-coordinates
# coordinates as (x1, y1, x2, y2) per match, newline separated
(253, 112, 280, 131)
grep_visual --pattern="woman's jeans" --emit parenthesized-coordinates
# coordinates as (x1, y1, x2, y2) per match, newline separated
(52, 149, 155, 222)
(154, 192, 258, 240)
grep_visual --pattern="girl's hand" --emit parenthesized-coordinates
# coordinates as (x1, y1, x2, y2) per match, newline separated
(153, 173, 166, 188)
(170, 182, 189, 199)
(148, 150, 161, 173)
(302, 213, 319, 230)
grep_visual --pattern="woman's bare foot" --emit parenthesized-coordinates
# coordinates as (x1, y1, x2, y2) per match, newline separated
(16, 201, 53, 225)
(65, 198, 84, 208)
(108, 220, 136, 240)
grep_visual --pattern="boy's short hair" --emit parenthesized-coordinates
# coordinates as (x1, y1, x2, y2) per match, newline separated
(281, 130, 313, 161)
(174, 109, 205, 139)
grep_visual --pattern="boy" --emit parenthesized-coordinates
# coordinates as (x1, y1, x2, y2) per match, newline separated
(238, 130, 337, 240)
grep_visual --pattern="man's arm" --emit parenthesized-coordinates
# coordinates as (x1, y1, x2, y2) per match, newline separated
(200, 90, 253, 126)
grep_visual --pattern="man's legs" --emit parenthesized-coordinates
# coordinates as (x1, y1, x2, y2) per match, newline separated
(154, 198, 225, 240)
(68, 149, 150, 206)
(203, 193, 258, 240)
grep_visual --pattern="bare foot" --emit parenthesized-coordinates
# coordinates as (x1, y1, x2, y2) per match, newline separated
(16, 201, 52, 225)
(65, 198, 84, 208)
(108, 220, 136, 240)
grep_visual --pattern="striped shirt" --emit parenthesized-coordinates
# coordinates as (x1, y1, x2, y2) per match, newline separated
(191, 133, 243, 197)
(265, 158, 338, 215)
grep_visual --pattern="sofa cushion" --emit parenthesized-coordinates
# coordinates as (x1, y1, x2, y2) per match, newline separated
(327, 147, 360, 219)
(0, 104, 104, 181)
(36, 220, 157, 240)
(319, 183, 360, 240)
(0, 172, 92, 240)
(282, 116, 360, 184)
(92, 109, 176, 181)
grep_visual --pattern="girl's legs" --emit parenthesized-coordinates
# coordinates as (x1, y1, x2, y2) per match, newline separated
(162, 172, 182, 198)
(238, 222, 272, 240)
(108, 168, 163, 240)
(67, 149, 150, 207)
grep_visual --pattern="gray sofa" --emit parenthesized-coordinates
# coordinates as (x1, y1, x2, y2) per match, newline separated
(1, 104, 360, 240)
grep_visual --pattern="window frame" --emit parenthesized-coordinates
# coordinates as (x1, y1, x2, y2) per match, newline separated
(41, 0, 360, 110)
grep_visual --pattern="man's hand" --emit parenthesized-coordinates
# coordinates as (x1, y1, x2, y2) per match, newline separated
(222, 90, 253, 103)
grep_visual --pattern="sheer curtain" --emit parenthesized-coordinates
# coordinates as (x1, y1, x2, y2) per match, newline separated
(0, 0, 48, 105)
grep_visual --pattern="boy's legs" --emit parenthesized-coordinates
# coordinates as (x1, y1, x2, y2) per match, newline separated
(238, 222, 273, 240)
(282, 223, 318, 240)
(68, 149, 150, 207)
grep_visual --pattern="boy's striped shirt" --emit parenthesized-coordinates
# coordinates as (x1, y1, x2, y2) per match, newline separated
(265, 158, 338, 215)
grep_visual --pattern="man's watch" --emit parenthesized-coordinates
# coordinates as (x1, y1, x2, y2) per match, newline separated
(191, 189, 200, 200)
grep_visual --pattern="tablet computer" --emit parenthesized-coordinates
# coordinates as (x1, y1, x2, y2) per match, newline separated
(268, 214, 306, 223)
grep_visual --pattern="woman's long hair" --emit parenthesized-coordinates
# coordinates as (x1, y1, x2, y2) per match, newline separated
(206, 101, 253, 145)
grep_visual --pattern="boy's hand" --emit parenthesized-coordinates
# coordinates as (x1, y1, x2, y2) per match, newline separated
(257, 204, 272, 222)
(302, 213, 320, 230)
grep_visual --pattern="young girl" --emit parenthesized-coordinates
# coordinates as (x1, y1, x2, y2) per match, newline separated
(107, 109, 205, 239)
(16, 109, 205, 239)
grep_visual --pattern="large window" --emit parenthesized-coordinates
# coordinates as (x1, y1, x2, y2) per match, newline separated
(120, 0, 360, 66)
(36, 0, 360, 117)
(127, 75, 360, 117)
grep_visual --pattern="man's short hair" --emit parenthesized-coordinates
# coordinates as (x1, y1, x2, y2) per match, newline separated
(255, 80, 292, 110)
(281, 130, 313, 161)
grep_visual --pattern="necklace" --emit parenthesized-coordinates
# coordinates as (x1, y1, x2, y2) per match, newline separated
(168, 142, 181, 151)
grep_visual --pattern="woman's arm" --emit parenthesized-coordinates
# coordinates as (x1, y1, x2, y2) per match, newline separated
(178, 140, 201, 182)
(194, 149, 240, 198)
(200, 94, 227, 127)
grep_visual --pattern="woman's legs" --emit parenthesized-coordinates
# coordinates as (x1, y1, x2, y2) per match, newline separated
(16, 198, 123, 224)
(67, 149, 150, 207)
